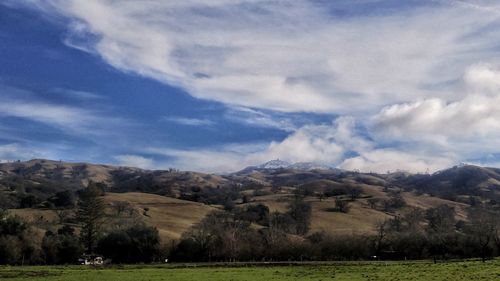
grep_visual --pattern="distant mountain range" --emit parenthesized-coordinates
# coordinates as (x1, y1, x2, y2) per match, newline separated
(1, 158, 500, 210)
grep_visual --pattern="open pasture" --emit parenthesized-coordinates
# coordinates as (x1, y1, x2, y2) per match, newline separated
(1, 259, 499, 281)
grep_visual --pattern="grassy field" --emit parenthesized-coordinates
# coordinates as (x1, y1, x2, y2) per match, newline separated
(1, 259, 499, 281)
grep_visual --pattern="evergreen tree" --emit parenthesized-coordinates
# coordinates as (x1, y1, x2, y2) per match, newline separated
(77, 182, 105, 254)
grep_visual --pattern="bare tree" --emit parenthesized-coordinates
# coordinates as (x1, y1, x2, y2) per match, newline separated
(373, 220, 388, 259)
(467, 208, 497, 262)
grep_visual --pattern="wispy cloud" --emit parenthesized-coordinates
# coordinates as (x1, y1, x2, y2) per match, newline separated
(224, 107, 297, 132)
(0, 97, 96, 131)
(51, 87, 105, 100)
(0, 143, 54, 162)
(0, 84, 126, 136)
(0, 143, 26, 161)
(146, 147, 252, 173)
(162, 116, 214, 127)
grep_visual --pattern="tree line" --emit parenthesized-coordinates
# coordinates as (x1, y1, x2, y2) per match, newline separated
(1, 183, 499, 265)
(171, 199, 500, 263)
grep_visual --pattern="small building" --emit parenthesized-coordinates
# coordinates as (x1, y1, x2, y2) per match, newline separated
(79, 255, 104, 265)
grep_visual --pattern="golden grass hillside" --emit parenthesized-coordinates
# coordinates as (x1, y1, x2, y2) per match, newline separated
(104, 192, 217, 241)
(246, 184, 471, 235)
(9, 186, 474, 242)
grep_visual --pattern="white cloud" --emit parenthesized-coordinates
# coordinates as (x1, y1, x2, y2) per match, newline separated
(262, 119, 348, 164)
(114, 154, 154, 169)
(339, 149, 457, 174)
(28, 0, 500, 113)
(372, 63, 500, 156)
(464, 63, 500, 95)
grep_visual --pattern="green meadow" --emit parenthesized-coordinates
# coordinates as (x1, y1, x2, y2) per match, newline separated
(1, 259, 499, 281)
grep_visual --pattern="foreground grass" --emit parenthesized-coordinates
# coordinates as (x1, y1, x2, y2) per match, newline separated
(1, 259, 499, 281)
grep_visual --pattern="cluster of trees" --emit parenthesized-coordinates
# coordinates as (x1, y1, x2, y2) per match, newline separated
(171, 196, 313, 262)
(319, 185, 362, 200)
(371, 205, 500, 262)
(0, 210, 39, 264)
(18, 190, 76, 209)
(0, 216, 162, 265)
(42, 226, 82, 264)
(171, 203, 500, 262)
(178, 185, 243, 207)
(97, 225, 161, 263)
(0, 182, 163, 265)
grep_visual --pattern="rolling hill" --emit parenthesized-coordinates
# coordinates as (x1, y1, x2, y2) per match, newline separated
(2, 159, 500, 240)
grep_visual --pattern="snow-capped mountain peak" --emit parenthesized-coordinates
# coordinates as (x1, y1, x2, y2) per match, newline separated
(236, 159, 334, 173)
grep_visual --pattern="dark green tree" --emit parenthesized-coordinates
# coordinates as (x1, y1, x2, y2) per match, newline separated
(42, 227, 83, 264)
(50, 190, 75, 208)
(76, 182, 106, 254)
(97, 230, 132, 263)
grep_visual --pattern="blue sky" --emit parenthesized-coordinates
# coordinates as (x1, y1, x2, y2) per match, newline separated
(2, 0, 500, 173)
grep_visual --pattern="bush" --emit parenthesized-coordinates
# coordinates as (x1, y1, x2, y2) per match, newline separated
(235, 204, 270, 226)
(42, 228, 83, 264)
(49, 191, 75, 208)
(328, 197, 350, 213)
(383, 194, 406, 211)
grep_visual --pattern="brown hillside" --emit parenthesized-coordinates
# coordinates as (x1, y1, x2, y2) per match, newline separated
(104, 192, 216, 241)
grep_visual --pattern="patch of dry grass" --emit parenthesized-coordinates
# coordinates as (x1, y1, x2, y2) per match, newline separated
(104, 193, 216, 240)
(308, 197, 391, 235)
